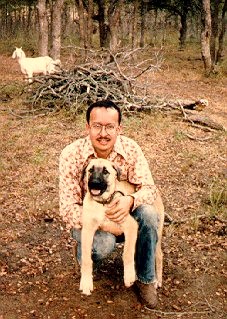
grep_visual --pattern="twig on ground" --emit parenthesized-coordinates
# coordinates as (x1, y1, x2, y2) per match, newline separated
(145, 308, 212, 316)
(184, 134, 213, 141)
(164, 213, 227, 225)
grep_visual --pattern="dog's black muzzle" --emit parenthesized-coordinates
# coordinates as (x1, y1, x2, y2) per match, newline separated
(88, 173, 108, 196)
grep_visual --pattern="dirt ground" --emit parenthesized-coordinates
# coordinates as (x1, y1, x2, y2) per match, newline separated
(0, 47, 226, 319)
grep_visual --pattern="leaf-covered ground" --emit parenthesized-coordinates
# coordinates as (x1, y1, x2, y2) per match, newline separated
(0, 47, 226, 319)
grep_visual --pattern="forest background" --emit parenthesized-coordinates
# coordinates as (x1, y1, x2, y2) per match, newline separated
(0, 0, 227, 75)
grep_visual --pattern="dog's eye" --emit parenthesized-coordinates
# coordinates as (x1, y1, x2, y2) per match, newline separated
(102, 167, 109, 175)
(89, 166, 94, 173)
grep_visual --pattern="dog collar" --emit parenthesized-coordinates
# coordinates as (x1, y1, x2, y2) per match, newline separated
(95, 190, 125, 205)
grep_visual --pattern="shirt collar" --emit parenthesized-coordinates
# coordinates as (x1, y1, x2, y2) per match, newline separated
(82, 135, 127, 160)
(113, 135, 127, 159)
(82, 136, 96, 159)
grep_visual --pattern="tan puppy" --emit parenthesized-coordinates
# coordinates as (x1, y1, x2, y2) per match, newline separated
(79, 158, 164, 295)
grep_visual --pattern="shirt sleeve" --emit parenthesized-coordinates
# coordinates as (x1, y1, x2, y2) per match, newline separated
(59, 147, 83, 230)
(127, 142, 158, 209)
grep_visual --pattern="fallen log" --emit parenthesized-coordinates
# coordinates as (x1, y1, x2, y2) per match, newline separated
(180, 99, 208, 111)
(186, 114, 226, 131)
(126, 100, 225, 132)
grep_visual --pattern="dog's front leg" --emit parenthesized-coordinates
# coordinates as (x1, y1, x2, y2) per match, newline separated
(79, 225, 96, 295)
(155, 240, 163, 288)
(154, 195, 164, 288)
(122, 217, 138, 287)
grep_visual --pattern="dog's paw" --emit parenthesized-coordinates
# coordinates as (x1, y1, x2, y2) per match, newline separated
(153, 278, 162, 289)
(124, 265, 136, 287)
(79, 276, 93, 295)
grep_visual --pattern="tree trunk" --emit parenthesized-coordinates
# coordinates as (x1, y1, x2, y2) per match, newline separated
(130, 0, 139, 49)
(27, 3, 33, 34)
(75, 0, 90, 52)
(62, 2, 70, 38)
(179, 12, 187, 49)
(201, 0, 212, 75)
(96, 0, 110, 48)
(179, 0, 189, 49)
(37, 0, 49, 56)
(108, 0, 122, 51)
(210, 0, 220, 64)
(140, 0, 146, 47)
(50, 0, 64, 59)
(217, 0, 227, 62)
(87, 0, 94, 48)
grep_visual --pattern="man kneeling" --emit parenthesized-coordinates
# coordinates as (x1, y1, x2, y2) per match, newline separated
(59, 100, 164, 308)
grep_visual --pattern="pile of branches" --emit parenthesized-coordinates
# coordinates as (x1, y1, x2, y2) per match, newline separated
(25, 46, 163, 114)
(27, 66, 131, 112)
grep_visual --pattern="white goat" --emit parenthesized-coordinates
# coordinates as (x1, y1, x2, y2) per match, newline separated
(12, 47, 61, 83)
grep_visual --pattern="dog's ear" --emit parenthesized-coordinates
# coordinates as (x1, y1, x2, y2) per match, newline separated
(112, 164, 121, 180)
(81, 164, 88, 181)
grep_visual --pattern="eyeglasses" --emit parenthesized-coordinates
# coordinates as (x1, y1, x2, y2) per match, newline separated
(90, 123, 118, 135)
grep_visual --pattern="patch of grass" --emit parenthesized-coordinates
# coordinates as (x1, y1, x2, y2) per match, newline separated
(31, 125, 51, 136)
(181, 161, 194, 174)
(0, 83, 25, 96)
(123, 114, 145, 132)
(123, 112, 170, 134)
(69, 112, 87, 132)
(179, 151, 202, 174)
(0, 32, 39, 55)
(59, 107, 87, 124)
(206, 179, 227, 218)
(30, 148, 47, 165)
(188, 214, 201, 233)
(0, 158, 5, 172)
(174, 129, 187, 141)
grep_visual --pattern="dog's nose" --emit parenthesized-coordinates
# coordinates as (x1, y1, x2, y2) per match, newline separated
(88, 174, 107, 194)
(89, 179, 102, 189)
(90, 171, 102, 183)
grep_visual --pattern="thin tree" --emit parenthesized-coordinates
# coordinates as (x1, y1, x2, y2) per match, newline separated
(140, 0, 146, 47)
(87, 0, 94, 48)
(201, 0, 212, 75)
(131, 0, 140, 49)
(210, 0, 221, 64)
(95, 0, 111, 48)
(179, 0, 189, 49)
(95, 0, 122, 50)
(217, 0, 227, 62)
(50, 0, 65, 59)
(37, 0, 49, 56)
(108, 0, 123, 51)
(75, 0, 94, 53)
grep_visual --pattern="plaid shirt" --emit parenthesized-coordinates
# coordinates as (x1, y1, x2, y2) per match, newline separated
(59, 135, 158, 229)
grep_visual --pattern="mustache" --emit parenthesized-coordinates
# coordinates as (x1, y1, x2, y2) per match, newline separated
(97, 137, 110, 141)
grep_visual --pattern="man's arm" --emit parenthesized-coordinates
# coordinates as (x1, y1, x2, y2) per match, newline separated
(59, 148, 83, 230)
(127, 144, 158, 209)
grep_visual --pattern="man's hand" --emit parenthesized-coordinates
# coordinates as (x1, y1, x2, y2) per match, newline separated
(105, 195, 134, 224)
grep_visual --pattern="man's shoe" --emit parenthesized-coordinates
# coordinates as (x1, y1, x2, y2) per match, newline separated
(135, 281, 158, 308)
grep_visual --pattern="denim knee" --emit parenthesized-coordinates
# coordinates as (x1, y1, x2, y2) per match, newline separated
(131, 205, 158, 283)
(93, 231, 116, 261)
(71, 229, 116, 263)
(132, 204, 159, 230)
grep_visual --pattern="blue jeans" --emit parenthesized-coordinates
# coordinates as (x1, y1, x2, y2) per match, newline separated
(71, 204, 159, 284)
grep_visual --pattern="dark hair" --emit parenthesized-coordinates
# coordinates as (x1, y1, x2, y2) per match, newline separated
(86, 100, 122, 124)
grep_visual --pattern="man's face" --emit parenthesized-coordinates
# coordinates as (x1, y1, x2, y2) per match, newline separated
(86, 107, 122, 158)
